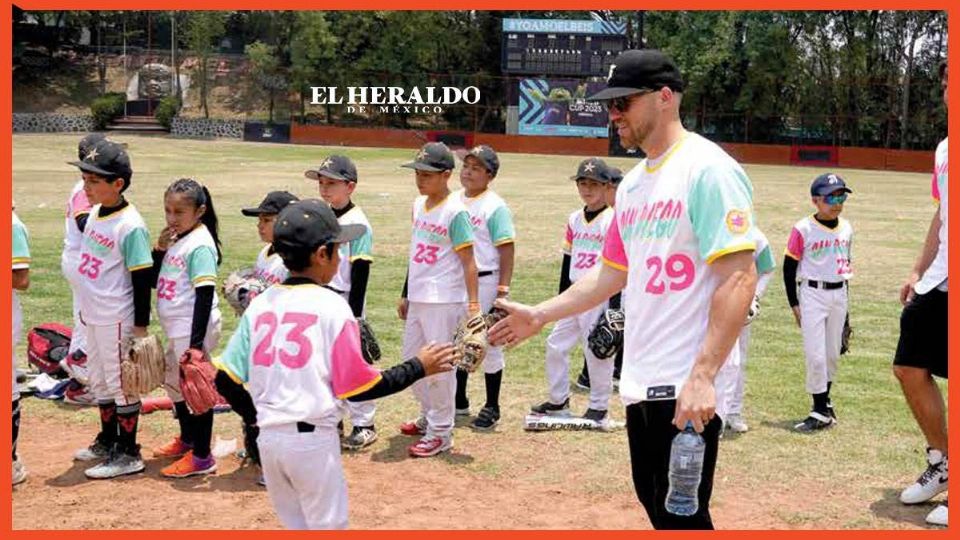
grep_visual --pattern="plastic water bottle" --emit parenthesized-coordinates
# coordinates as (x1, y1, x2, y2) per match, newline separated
(665, 421, 705, 516)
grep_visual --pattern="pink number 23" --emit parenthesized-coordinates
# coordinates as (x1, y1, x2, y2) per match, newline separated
(645, 253, 695, 294)
(252, 311, 319, 369)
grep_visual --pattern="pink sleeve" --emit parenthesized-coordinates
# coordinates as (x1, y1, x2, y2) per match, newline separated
(71, 189, 92, 216)
(330, 319, 381, 399)
(931, 172, 941, 203)
(785, 227, 804, 260)
(601, 213, 628, 271)
(562, 223, 574, 251)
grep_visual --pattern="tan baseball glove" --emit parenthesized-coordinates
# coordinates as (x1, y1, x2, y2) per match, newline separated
(120, 334, 165, 395)
(223, 268, 269, 316)
(452, 312, 488, 373)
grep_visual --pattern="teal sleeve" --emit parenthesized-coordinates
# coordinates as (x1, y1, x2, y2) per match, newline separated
(187, 245, 219, 283)
(449, 210, 475, 248)
(12, 221, 30, 268)
(121, 227, 153, 270)
(218, 314, 251, 383)
(349, 228, 373, 261)
(487, 206, 516, 244)
(688, 163, 756, 263)
(755, 244, 776, 274)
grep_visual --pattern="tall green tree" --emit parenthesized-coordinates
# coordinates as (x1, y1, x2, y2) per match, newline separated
(183, 11, 227, 118)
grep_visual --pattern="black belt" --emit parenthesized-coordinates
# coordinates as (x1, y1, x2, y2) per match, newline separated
(478, 270, 495, 278)
(296, 421, 316, 433)
(806, 280, 845, 290)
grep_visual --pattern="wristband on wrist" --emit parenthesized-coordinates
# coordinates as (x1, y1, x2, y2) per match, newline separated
(468, 301, 482, 313)
(497, 285, 510, 294)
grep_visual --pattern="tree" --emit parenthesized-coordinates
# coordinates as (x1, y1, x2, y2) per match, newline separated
(289, 12, 338, 120)
(182, 11, 227, 118)
(246, 41, 286, 124)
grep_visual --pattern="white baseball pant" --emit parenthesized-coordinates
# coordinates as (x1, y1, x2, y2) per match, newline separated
(83, 315, 138, 406)
(61, 253, 87, 355)
(544, 301, 613, 410)
(259, 424, 348, 529)
(337, 291, 376, 429)
(715, 325, 751, 419)
(478, 274, 505, 373)
(799, 283, 847, 394)
(162, 313, 222, 402)
(402, 302, 465, 438)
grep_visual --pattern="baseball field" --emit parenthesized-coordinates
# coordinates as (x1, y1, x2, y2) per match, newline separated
(10, 133, 946, 529)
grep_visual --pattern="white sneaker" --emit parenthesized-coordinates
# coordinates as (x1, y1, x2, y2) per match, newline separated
(926, 504, 948, 526)
(725, 413, 749, 433)
(900, 448, 948, 504)
(12, 460, 27, 486)
(84, 450, 145, 479)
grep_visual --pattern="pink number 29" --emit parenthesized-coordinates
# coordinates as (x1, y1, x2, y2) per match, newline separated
(644, 254, 695, 294)
(252, 311, 319, 369)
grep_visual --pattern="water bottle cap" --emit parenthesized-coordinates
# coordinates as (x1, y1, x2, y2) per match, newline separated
(684, 420, 694, 430)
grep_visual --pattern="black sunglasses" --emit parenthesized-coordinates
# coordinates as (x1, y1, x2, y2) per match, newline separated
(606, 90, 655, 112)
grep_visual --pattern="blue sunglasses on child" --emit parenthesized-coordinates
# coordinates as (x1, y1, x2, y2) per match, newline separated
(824, 193, 848, 205)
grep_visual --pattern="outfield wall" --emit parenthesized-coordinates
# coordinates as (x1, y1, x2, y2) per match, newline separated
(290, 123, 934, 173)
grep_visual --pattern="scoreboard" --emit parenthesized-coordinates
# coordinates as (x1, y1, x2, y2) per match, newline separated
(501, 18, 627, 77)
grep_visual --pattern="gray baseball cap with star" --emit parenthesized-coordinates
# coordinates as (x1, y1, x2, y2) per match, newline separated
(401, 142, 455, 172)
(570, 157, 613, 183)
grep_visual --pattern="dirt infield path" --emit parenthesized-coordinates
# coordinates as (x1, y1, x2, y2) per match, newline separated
(13, 412, 934, 530)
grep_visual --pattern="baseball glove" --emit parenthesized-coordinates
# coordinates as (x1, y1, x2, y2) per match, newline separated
(840, 313, 852, 355)
(358, 319, 381, 364)
(587, 309, 625, 360)
(120, 335, 165, 395)
(452, 312, 488, 373)
(484, 305, 509, 328)
(744, 294, 761, 325)
(179, 348, 221, 415)
(223, 268, 269, 316)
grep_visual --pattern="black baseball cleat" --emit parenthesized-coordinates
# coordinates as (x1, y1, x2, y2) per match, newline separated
(575, 370, 591, 391)
(530, 398, 570, 415)
(582, 408, 607, 423)
(794, 411, 835, 432)
(470, 406, 501, 431)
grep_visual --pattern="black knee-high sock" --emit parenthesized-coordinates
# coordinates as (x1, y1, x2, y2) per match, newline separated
(826, 381, 833, 406)
(13, 398, 21, 460)
(484, 370, 502, 410)
(812, 392, 830, 415)
(579, 357, 589, 380)
(98, 400, 117, 444)
(614, 349, 623, 379)
(191, 410, 214, 459)
(116, 402, 141, 455)
(174, 400, 195, 446)
(455, 370, 469, 409)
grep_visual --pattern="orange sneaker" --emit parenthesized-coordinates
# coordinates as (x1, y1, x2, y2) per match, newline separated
(152, 436, 192, 458)
(160, 451, 217, 478)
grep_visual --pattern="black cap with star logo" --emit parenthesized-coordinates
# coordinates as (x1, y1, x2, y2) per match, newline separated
(305, 155, 358, 182)
(570, 157, 613, 183)
(401, 142, 455, 172)
(460, 144, 500, 177)
(68, 138, 133, 185)
(587, 49, 685, 101)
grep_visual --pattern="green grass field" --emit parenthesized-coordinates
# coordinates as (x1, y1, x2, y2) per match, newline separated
(11, 133, 947, 529)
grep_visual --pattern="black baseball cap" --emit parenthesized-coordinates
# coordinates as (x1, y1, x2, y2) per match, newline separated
(570, 157, 612, 183)
(68, 139, 133, 183)
(273, 199, 366, 252)
(242, 191, 299, 216)
(587, 49, 685, 101)
(77, 132, 106, 160)
(461, 145, 500, 177)
(305, 155, 358, 182)
(810, 173, 853, 197)
(401, 142, 455, 172)
(608, 167, 624, 184)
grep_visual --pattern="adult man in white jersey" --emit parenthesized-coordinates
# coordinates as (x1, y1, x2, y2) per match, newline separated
(894, 62, 949, 527)
(490, 49, 758, 529)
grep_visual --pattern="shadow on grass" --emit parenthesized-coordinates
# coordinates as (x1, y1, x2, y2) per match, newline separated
(868, 488, 943, 527)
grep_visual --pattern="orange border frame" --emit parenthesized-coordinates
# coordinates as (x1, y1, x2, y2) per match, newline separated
(1, 2, 955, 535)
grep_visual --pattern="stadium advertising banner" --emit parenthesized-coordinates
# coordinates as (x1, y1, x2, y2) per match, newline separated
(517, 79, 609, 138)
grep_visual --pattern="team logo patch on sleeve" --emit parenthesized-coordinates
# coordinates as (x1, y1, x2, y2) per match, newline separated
(725, 209, 750, 234)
